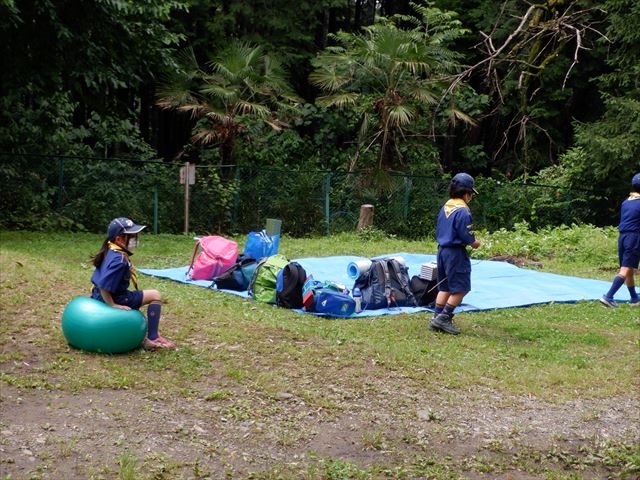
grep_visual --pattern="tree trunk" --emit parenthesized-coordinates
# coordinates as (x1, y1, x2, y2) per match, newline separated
(357, 204, 374, 230)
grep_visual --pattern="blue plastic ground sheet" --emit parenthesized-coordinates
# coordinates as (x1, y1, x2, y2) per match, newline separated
(138, 252, 611, 317)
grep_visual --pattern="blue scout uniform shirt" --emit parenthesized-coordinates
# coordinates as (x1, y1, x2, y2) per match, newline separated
(91, 245, 135, 299)
(436, 198, 476, 247)
(619, 192, 640, 233)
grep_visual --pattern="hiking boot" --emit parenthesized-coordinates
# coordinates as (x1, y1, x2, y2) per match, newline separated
(429, 313, 460, 335)
(429, 312, 453, 331)
(428, 312, 438, 331)
(599, 296, 618, 308)
(630, 298, 640, 307)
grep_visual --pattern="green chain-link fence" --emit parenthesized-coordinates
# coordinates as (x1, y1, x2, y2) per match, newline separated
(0, 154, 595, 238)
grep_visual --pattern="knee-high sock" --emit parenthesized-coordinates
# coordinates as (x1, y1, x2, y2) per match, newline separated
(443, 303, 456, 316)
(147, 302, 161, 340)
(605, 275, 625, 299)
(629, 285, 638, 301)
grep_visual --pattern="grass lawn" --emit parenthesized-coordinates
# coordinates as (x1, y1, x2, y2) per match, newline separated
(1, 226, 638, 480)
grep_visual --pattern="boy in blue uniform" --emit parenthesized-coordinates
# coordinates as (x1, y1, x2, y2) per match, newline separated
(600, 173, 640, 308)
(430, 173, 481, 335)
(91, 217, 176, 349)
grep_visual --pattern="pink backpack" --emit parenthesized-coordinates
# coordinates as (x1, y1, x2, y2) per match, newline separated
(187, 236, 238, 281)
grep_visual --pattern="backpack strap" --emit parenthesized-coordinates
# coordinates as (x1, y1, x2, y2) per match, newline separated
(247, 256, 269, 298)
(378, 260, 392, 308)
(186, 240, 201, 277)
(295, 263, 306, 286)
(277, 262, 307, 308)
(388, 259, 417, 306)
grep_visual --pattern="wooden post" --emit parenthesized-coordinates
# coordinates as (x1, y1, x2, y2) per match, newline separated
(357, 204, 374, 230)
(183, 162, 190, 234)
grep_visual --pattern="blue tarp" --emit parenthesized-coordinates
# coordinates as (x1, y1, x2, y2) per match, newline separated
(138, 252, 612, 317)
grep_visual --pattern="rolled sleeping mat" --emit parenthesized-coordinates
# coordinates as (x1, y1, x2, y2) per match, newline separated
(347, 258, 373, 280)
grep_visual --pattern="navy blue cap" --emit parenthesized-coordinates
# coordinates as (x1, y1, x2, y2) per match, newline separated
(451, 173, 478, 194)
(632, 172, 640, 189)
(107, 217, 146, 241)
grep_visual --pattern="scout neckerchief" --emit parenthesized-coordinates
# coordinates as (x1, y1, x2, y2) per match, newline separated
(628, 192, 640, 201)
(443, 198, 469, 218)
(108, 241, 138, 290)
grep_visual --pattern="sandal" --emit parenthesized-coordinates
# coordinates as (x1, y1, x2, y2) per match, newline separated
(154, 336, 177, 349)
(142, 336, 176, 350)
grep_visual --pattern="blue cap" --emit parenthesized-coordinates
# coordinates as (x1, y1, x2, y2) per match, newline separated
(107, 217, 146, 241)
(451, 173, 478, 194)
(632, 172, 640, 189)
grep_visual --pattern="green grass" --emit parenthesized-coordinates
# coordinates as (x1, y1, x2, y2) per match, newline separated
(1, 226, 638, 479)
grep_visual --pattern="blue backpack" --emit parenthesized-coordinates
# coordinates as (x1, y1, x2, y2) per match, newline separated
(301, 276, 356, 317)
(312, 288, 355, 317)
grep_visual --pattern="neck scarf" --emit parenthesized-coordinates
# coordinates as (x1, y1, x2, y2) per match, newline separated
(629, 192, 640, 201)
(443, 198, 469, 218)
(108, 241, 138, 290)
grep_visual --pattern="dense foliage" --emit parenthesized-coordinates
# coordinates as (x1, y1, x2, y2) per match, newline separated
(1, 0, 638, 233)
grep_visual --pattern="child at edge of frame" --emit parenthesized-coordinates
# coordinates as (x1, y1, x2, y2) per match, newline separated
(429, 173, 482, 335)
(90, 217, 177, 350)
(599, 172, 640, 308)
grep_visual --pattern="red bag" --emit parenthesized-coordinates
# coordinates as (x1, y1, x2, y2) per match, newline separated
(187, 236, 238, 281)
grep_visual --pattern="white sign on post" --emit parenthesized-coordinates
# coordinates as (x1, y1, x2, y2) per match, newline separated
(179, 164, 196, 185)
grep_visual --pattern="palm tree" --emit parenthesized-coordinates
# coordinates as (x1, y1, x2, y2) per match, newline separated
(156, 40, 302, 165)
(309, 4, 474, 172)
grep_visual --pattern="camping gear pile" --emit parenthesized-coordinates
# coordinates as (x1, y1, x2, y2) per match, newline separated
(185, 221, 438, 318)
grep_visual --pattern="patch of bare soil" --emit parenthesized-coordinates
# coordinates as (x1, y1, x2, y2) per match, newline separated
(1, 358, 638, 479)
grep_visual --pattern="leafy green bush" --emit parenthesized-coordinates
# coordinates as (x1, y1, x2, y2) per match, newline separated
(477, 222, 617, 265)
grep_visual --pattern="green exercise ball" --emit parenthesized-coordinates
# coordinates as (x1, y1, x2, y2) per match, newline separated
(61, 296, 147, 354)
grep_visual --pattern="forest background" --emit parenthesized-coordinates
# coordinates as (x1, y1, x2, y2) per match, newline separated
(1, 0, 639, 237)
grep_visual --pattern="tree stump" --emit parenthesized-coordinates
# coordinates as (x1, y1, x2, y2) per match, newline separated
(357, 204, 374, 230)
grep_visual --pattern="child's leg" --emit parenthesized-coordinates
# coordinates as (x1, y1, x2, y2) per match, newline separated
(434, 291, 450, 316)
(605, 273, 625, 299)
(442, 291, 467, 315)
(142, 290, 162, 340)
(622, 267, 638, 302)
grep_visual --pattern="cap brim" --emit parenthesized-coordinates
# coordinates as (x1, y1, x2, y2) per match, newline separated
(124, 224, 146, 235)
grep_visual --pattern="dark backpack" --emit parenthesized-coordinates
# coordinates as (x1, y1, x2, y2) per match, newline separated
(410, 275, 438, 307)
(212, 254, 258, 291)
(276, 262, 307, 308)
(352, 258, 417, 310)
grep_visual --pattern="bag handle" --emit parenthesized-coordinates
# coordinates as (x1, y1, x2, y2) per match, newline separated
(186, 239, 202, 278)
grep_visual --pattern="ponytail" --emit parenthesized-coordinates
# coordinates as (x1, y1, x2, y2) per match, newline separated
(92, 239, 110, 268)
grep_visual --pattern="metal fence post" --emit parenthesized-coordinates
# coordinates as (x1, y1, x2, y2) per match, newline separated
(153, 186, 158, 234)
(324, 172, 331, 235)
(57, 157, 64, 211)
(403, 175, 412, 222)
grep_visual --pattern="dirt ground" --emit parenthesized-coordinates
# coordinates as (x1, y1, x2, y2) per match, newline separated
(1, 342, 638, 479)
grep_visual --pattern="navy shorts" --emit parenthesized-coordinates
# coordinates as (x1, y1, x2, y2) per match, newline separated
(437, 246, 471, 294)
(91, 288, 144, 310)
(619, 232, 640, 269)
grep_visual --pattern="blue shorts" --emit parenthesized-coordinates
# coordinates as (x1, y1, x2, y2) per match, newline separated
(91, 288, 144, 310)
(619, 232, 640, 269)
(437, 246, 471, 294)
